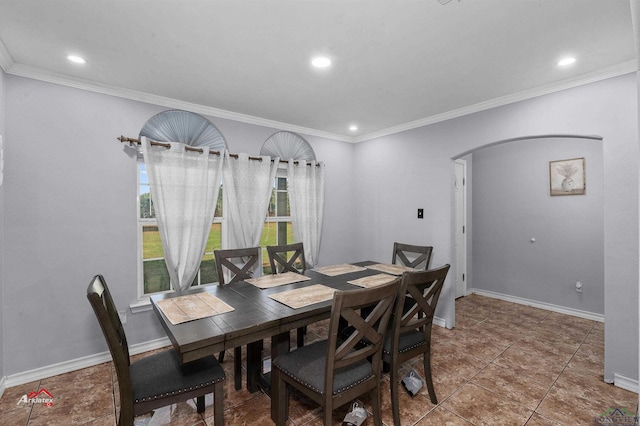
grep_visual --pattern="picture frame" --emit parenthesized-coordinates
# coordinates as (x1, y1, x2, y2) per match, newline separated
(549, 157, 585, 196)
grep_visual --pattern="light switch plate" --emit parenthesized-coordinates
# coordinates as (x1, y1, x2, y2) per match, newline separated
(417, 208, 424, 219)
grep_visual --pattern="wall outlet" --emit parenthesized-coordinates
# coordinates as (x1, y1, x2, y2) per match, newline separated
(118, 310, 127, 324)
(575, 281, 583, 293)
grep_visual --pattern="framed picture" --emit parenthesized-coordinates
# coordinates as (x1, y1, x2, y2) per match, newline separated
(549, 157, 585, 196)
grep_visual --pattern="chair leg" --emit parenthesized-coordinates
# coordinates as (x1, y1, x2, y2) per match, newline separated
(196, 395, 205, 413)
(390, 360, 401, 426)
(423, 351, 438, 404)
(323, 404, 333, 426)
(234, 346, 242, 390)
(213, 381, 225, 426)
(370, 387, 383, 426)
(271, 368, 289, 426)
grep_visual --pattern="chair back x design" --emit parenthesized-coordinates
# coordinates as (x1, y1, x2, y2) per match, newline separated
(267, 242, 308, 347)
(271, 278, 399, 426)
(392, 242, 433, 270)
(87, 275, 225, 426)
(384, 264, 450, 426)
(214, 246, 260, 285)
(267, 242, 306, 274)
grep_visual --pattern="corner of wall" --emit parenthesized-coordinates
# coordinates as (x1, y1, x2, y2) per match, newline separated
(0, 67, 6, 385)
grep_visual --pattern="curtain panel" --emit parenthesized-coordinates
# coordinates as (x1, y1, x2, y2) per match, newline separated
(141, 138, 224, 292)
(222, 152, 279, 262)
(288, 159, 325, 268)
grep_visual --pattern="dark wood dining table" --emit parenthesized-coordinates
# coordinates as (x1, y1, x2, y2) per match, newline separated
(149, 261, 388, 394)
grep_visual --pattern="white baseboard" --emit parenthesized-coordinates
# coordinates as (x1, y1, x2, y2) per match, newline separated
(1, 337, 170, 391)
(469, 289, 604, 322)
(433, 316, 446, 328)
(614, 373, 640, 394)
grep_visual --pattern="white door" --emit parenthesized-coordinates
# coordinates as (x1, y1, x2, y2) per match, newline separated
(454, 160, 467, 298)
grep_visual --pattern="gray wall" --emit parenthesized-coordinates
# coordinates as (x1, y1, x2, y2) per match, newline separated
(353, 72, 638, 384)
(2, 74, 356, 375)
(471, 137, 604, 313)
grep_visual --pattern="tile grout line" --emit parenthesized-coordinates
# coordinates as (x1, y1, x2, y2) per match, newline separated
(461, 307, 577, 425)
(523, 320, 597, 426)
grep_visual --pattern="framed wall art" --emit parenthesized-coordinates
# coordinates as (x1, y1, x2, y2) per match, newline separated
(549, 157, 585, 196)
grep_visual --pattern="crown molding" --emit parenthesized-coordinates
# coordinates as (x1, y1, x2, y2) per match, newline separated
(4, 58, 637, 145)
(5, 63, 355, 143)
(354, 60, 638, 143)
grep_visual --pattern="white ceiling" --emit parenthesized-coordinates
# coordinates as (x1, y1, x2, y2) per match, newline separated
(0, 0, 636, 142)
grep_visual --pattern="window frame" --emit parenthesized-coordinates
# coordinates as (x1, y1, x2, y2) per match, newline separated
(261, 167, 294, 273)
(136, 158, 225, 300)
(136, 161, 293, 299)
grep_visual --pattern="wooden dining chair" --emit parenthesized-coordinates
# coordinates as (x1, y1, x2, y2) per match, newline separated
(266, 242, 307, 347)
(383, 264, 450, 426)
(271, 279, 399, 426)
(266, 242, 306, 274)
(214, 246, 261, 390)
(87, 275, 225, 426)
(214, 246, 261, 285)
(392, 242, 433, 270)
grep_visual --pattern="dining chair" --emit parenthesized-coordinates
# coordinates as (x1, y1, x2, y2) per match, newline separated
(214, 246, 261, 390)
(392, 242, 433, 270)
(383, 264, 450, 426)
(214, 246, 261, 285)
(266, 242, 307, 347)
(87, 275, 225, 426)
(266, 242, 306, 274)
(271, 278, 399, 426)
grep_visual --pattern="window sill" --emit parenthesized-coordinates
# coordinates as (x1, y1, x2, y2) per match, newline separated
(130, 298, 152, 314)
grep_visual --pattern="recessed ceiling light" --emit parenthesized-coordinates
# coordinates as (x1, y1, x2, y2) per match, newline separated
(67, 55, 87, 64)
(557, 57, 576, 67)
(311, 57, 331, 68)
(349, 125, 358, 131)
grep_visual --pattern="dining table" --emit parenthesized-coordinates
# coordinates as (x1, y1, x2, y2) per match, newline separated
(149, 260, 411, 396)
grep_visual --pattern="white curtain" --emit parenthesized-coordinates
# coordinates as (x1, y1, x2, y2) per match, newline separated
(288, 159, 325, 267)
(141, 138, 224, 292)
(223, 152, 279, 252)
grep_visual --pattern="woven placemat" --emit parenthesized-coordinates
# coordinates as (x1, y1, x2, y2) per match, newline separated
(365, 263, 416, 276)
(156, 292, 234, 325)
(245, 271, 311, 289)
(269, 284, 336, 309)
(348, 273, 398, 288)
(313, 263, 367, 276)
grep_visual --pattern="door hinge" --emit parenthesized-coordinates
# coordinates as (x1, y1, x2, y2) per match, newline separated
(463, 273, 465, 281)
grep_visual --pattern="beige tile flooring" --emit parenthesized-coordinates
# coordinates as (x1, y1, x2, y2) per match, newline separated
(0, 294, 637, 425)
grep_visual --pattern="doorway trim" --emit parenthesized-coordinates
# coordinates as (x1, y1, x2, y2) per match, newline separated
(454, 159, 467, 298)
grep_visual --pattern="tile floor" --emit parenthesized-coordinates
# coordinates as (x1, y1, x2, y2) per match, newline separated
(0, 294, 637, 425)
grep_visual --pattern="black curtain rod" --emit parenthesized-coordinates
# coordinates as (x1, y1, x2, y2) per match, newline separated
(117, 136, 321, 166)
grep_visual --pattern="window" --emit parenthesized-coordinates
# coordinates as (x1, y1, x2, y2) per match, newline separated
(138, 162, 223, 296)
(138, 164, 293, 295)
(260, 173, 294, 274)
